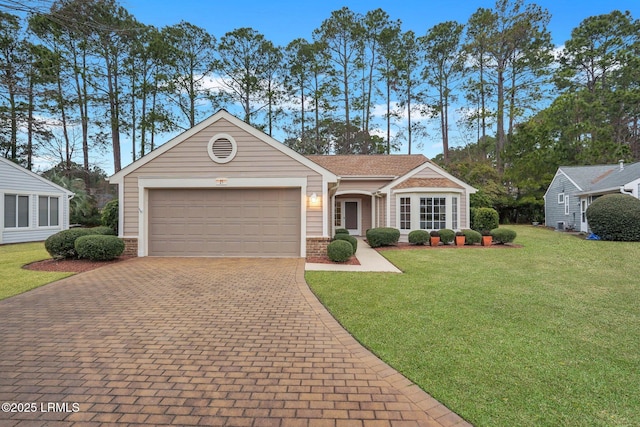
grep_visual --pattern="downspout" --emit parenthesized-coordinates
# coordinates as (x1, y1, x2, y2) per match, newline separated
(620, 186, 633, 196)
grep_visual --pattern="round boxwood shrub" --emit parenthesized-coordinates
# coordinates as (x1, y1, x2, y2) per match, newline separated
(333, 233, 357, 252)
(462, 229, 482, 245)
(90, 226, 117, 235)
(408, 230, 429, 245)
(327, 239, 354, 262)
(366, 227, 400, 248)
(75, 235, 125, 261)
(438, 229, 455, 244)
(490, 228, 517, 244)
(334, 228, 349, 235)
(44, 228, 96, 259)
(473, 207, 499, 233)
(586, 194, 640, 241)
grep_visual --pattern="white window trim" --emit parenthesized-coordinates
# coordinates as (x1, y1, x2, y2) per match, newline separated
(38, 195, 61, 228)
(565, 196, 570, 215)
(395, 193, 460, 232)
(3, 193, 31, 229)
(558, 193, 565, 204)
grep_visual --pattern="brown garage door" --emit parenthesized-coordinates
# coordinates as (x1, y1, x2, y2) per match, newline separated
(148, 188, 301, 257)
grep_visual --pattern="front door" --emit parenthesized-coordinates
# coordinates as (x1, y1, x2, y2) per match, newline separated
(344, 201, 360, 235)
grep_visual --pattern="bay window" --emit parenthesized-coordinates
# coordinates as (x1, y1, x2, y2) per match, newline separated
(396, 193, 462, 231)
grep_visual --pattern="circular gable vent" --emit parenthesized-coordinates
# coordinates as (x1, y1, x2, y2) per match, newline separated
(208, 134, 237, 164)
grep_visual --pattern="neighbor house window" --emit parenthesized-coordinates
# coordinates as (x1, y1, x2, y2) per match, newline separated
(39, 196, 59, 227)
(400, 197, 411, 230)
(452, 197, 458, 230)
(420, 197, 446, 230)
(558, 193, 565, 204)
(565, 197, 570, 215)
(4, 194, 29, 228)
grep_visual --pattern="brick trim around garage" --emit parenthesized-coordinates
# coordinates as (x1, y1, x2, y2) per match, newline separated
(306, 237, 331, 258)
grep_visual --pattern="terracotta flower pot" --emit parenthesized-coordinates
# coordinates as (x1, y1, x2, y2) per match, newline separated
(481, 235, 493, 246)
(430, 236, 440, 246)
(455, 235, 466, 246)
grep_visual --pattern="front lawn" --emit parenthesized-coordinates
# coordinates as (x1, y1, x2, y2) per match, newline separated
(0, 242, 72, 300)
(306, 226, 640, 427)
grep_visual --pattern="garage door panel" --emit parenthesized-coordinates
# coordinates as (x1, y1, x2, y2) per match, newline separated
(148, 188, 300, 257)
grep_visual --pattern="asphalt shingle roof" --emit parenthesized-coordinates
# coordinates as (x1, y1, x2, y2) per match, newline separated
(306, 154, 429, 177)
(561, 162, 640, 193)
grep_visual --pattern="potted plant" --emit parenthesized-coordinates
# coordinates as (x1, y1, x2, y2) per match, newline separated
(429, 230, 440, 246)
(455, 231, 466, 246)
(481, 230, 493, 246)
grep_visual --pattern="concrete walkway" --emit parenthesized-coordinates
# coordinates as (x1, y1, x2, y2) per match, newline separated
(0, 257, 469, 426)
(306, 238, 402, 273)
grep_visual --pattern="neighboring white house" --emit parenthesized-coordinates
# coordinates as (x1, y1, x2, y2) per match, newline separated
(1, 157, 74, 244)
(544, 161, 640, 232)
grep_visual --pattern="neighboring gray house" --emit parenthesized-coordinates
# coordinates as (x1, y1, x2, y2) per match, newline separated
(1, 157, 74, 244)
(544, 161, 640, 232)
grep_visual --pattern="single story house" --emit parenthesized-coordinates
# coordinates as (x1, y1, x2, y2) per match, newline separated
(109, 110, 477, 258)
(544, 161, 640, 232)
(1, 156, 74, 244)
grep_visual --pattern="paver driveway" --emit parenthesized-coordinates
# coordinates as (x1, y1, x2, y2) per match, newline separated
(0, 258, 470, 427)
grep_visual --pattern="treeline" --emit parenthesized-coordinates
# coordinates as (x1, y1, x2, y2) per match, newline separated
(1, 0, 639, 222)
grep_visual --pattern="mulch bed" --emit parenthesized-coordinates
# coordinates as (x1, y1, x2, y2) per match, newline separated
(23, 256, 134, 273)
(375, 242, 522, 251)
(306, 256, 360, 265)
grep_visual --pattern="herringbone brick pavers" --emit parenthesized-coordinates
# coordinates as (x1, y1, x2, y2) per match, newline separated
(0, 258, 470, 426)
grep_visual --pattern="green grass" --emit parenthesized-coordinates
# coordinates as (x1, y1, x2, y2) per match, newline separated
(0, 242, 73, 300)
(306, 226, 640, 427)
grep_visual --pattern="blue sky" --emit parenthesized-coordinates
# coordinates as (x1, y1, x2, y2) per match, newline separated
(122, 0, 639, 49)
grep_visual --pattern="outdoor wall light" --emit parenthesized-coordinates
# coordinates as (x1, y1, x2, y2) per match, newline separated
(310, 193, 318, 204)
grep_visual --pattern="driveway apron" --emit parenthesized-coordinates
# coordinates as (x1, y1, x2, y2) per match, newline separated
(0, 258, 469, 427)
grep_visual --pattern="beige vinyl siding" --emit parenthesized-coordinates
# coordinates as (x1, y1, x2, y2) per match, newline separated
(121, 118, 324, 238)
(337, 179, 390, 193)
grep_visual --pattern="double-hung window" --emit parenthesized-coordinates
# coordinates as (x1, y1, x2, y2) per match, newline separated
(420, 197, 446, 230)
(4, 194, 30, 228)
(400, 197, 411, 230)
(39, 196, 59, 227)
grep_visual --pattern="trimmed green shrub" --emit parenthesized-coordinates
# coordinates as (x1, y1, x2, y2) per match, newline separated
(462, 229, 482, 245)
(586, 194, 640, 241)
(430, 230, 440, 237)
(44, 228, 96, 259)
(335, 228, 349, 235)
(366, 227, 400, 248)
(327, 240, 354, 262)
(491, 228, 517, 244)
(333, 233, 357, 252)
(408, 230, 429, 245)
(100, 199, 119, 233)
(473, 207, 499, 233)
(75, 235, 125, 261)
(90, 226, 117, 235)
(438, 229, 455, 244)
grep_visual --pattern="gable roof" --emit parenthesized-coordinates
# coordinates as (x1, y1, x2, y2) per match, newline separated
(557, 164, 621, 192)
(305, 155, 429, 177)
(577, 161, 640, 195)
(549, 162, 640, 197)
(394, 177, 464, 190)
(109, 110, 337, 183)
(0, 157, 74, 196)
